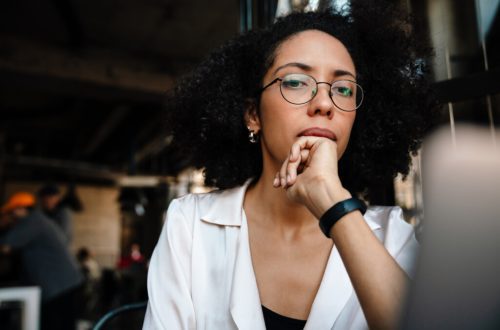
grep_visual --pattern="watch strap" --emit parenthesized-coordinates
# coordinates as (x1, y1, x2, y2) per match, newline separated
(319, 197, 367, 238)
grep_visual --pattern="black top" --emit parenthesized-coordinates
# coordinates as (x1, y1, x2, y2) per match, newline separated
(262, 305, 307, 330)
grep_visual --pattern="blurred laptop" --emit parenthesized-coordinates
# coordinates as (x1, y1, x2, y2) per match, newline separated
(400, 125, 500, 329)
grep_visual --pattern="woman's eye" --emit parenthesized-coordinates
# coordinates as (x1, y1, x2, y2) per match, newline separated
(283, 80, 307, 89)
(334, 86, 353, 97)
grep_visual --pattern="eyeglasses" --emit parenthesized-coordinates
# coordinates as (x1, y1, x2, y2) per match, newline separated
(260, 73, 364, 112)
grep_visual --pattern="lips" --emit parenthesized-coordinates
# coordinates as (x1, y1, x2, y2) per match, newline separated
(298, 127, 337, 141)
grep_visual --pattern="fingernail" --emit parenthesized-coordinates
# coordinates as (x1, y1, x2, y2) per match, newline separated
(280, 178, 286, 187)
(273, 177, 279, 187)
(286, 174, 291, 184)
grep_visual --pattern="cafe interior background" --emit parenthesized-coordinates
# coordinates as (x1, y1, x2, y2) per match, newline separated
(0, 0, 499, 329)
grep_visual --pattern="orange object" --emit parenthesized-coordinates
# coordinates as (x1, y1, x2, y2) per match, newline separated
(1, 192, 36, 213)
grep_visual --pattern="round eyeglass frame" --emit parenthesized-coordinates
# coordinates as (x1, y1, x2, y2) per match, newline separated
(260, 73, 364, 112)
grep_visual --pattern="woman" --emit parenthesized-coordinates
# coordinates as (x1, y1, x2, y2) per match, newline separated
(144, 3, 438, 329)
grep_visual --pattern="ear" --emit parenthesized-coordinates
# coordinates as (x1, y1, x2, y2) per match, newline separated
(244, 99, 261, 132)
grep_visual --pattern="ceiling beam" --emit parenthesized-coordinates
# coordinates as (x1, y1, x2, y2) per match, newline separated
(4, 154, 124, 182)
(81, 105, 131, 156)
(3, 154, 178, 186)
(133, 134, 173, 164)
(0, 35, 173, 103)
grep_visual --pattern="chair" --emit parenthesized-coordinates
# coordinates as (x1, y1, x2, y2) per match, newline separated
(0, 286, 41, 330)
(92, 301, 148, 330)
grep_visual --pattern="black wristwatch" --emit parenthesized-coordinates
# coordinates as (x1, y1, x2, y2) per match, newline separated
(319, 197, 367, 238)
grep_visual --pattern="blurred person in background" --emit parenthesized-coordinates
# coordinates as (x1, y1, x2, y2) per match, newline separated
(0, 192, 84, 330)
(117, 243, 146, 270)
(76, 247, 101, 320)
(77, 247, 101, 282)
(38, 183, 74, 244)
(118, 243, 148, 304)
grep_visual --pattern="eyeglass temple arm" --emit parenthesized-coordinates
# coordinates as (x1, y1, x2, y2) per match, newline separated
(260, 77, 282, 92)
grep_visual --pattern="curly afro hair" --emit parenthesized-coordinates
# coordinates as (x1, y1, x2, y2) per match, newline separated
(166, 0, 440, 201)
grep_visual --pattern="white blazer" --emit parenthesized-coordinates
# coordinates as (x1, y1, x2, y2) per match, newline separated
(143, 182, 418, 330)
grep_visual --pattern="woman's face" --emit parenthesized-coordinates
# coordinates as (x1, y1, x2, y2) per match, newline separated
(251, 29, 358, 169)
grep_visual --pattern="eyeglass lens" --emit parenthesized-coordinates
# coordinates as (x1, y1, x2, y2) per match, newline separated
(280, 73, 363, 111)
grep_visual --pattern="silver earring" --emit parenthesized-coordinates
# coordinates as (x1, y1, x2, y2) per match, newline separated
(248, 129, 258, 143)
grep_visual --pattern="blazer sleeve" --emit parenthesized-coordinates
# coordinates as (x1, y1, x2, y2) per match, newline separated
(143, 198, 196, 329)
(383, 207, 419, 279)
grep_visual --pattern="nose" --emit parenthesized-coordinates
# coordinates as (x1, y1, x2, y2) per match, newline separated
(307, 82, 335, 119)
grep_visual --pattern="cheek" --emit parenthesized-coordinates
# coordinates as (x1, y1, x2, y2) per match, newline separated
(261, 113, 294, 152)
(259, 96, 287, 136)
(258, 100, 300, 159)
(337, 113, 356, 157)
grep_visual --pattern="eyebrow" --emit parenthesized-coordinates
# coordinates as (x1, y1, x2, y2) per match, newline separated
(273, 62, 312, 74)
(273, 62, 357, 79)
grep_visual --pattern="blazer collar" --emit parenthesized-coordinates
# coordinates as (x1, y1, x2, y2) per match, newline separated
(200, 179, 252, 226)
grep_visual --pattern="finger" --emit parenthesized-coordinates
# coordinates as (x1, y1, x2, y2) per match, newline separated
(301, 136, 340, 167)
(287, 148, 310, 184)
(300, 148, 310, 162)
(285, 136, 329, 187)
(289, 142, 302, 162)
(290, 135, 330, 163)
(299, 149, 310, 171)
(279, 157, 290, 187)
(294, 136, 324, 152)
(286, 145, 304, 179)
(288, 136, 318, 163)
(286, 153, 300, 185)
(273, 172, 280, 187)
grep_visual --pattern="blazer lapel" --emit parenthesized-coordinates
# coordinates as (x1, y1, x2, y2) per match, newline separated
(305, 245, 353, 329)
(199, 180, 264, 329)
(229, 211, 266, 330)
(305, 210, 382, 329)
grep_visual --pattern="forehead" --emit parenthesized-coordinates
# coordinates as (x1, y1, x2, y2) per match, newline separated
(270, 29, 355, 74)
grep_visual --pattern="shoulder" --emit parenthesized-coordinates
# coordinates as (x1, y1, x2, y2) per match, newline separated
(168, 184, 247, 222)
(161, 193, 208, 236)
(0, 211, 50, 245)
(365, 205, 420, 277)
(170, 189, 223, 210)
(364, 205, 417, 253)
(55, 206, 72, 219)
(15, 210, 46, 230)
(173, 185, 245, 206)
(365, 205, 412, 233)
(152, 187, 245, 273)
(163, 185, 245, 233)
(30, 210, 58, 229)
(168, 188, 233, 219)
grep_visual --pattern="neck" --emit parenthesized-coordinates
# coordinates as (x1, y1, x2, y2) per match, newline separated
(245, 168, 318, 235)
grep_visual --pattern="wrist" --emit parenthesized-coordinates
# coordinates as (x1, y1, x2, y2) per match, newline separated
(308, 178, 352, 219)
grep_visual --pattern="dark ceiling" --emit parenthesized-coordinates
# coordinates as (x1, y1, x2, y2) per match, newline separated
(1, 0, 499, 186)
(0, 0, 240, 184)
